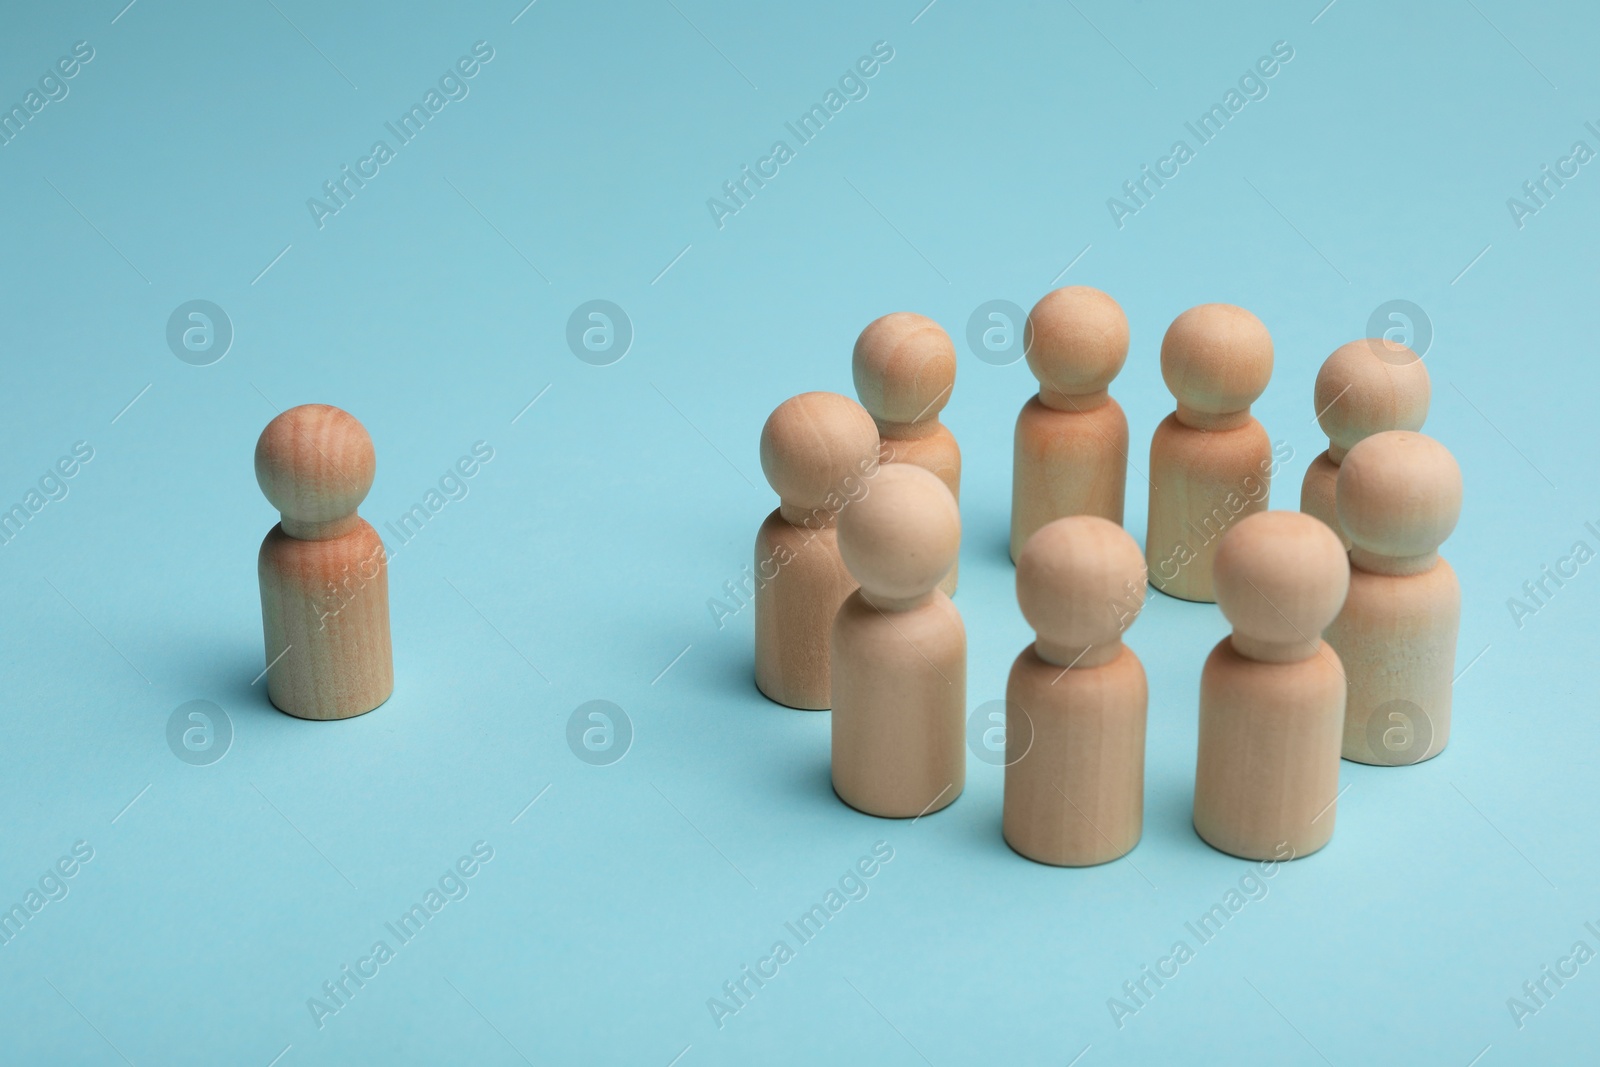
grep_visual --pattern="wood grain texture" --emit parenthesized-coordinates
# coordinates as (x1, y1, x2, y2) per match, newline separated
(831, 465, 965, 818)
(1300, 451, 1341, 547)
(831, 592, 966, 818)
(1328, 562, 1460, 763)
(1193, 511, 1348, 860)
(1009, 286, 1129, 561)
(754, 392, 881, 710)
(1326, 430, 1462, 764)
(255, 404, 393, 721)
(1003, 648, 1146, 865)
(1301, 339, 1430, 547)
(853, 312, 962, 595)
(1004, 516, 1147, 866)
(1146, 304, 1274, 603)
(1145, 414, 1271, 602)
(753, 515, 856, 710)
(1193, 640, 1345, 859)
(1011, 395, 1128, 562)
(258, 522, 393, 720)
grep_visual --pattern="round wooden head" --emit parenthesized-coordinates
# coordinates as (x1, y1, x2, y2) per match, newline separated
(1337, 430, 1461, 564)
(255, 404, 375, 537)
(852, 312, 956, 429)
(1160, 304, 1273, 421)
(760, 392, 880, 515)
(837, 464, 960, 604)
(1315, 340, 1430, 461)
(1214, 511, 1348, 659)
(1023, 286, 1129, 399)
(1016, 516, 1145, 663)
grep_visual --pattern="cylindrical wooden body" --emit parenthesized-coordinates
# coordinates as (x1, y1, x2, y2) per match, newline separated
(1193, 638, 1344, 859)
(1003, 645, 1146, 866)
(1300, 451, 1347, 548)
(881, 425, 961, 596)
(1010, 395, 1128, 563)
(1326, 558, 1460, 764)
(258, 519, 393, 721)
(1146, 413, 1272, 602)
(754, 509, 855, 710)
(831, 591, 966, 818)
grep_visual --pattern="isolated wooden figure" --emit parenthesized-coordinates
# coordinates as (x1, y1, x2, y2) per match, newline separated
(1003, 516, 1148, 866)
(1146, 304, 1274, 602)
(831, 465, 965, 818)
(853, 312, 961, 595)
(256, 404, 393, 720)
(1326, 431, 1462, 765)
(1302, 339, 1430, 548)
(1010, 286, 1130, 562)
(1193, 511, 1349, 860)
(755, 392, 881, 710)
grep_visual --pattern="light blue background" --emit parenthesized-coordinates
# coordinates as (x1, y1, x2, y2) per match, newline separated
(1, 1, 1595, 1063)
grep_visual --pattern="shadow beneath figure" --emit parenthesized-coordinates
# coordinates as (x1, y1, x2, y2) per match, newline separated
(761, 719, 836, 805)
(697, 635, 840, 722)
(173, 632, 279, 721)
(946, 786, 1023, 863)
(693, 639, 767, 710)
(989, 532, 1016, 569)
(1146, 777, 1215, 856)
(229, 657, 280, 720)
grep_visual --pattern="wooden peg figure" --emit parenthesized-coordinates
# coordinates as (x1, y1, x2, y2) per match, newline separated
(1326, 431, 1462, 765)
(1302, 339, 1430, 548)
(1193, 511, 1349, 860)
(256, 404, 393, 720)
(1010, 286, 1130, 562)
(831, 464, 965, 818)
(1003, 516, 1147, 866)
(853, 312, 961, 595)
(1146, 304, 1275, 602)
(755, 392, 882, 710)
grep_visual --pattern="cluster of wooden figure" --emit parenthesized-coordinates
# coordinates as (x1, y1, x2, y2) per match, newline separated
(241, 287, 1456, 868)
(755, 288, 1460, 865)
